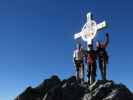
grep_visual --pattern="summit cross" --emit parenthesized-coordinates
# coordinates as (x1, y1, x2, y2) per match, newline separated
(74, 12, 107, 45)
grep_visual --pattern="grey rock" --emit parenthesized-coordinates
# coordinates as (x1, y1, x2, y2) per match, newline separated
(15, 75, 61, 100)
(15, 76, 133, 100)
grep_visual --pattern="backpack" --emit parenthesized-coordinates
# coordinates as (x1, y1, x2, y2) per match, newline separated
(87, 50, 96, 64)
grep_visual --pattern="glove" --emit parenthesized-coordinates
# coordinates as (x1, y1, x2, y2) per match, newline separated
(106, 33, 109, 37)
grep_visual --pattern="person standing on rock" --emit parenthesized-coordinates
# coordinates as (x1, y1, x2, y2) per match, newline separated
(86, 42, 97, 85)
(73, 43, 84, 83)
(96, 33, 109, 81)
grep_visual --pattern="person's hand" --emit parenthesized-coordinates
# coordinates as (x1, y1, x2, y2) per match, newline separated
(106, 33, 109, 37)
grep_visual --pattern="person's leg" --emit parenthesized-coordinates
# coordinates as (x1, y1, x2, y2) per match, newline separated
(77, 62, 83, 83)
(90, 64, 93, 85)
(79, 65, 83, 84)
(99, 59, 104, 80)
(75, 62, 80, 81)
(103, 60, 106, 81)
(76, 69, 80, 81)
(91, 63, 96, 84)
(94, 62, 97, 82)
(81, 62, 84, 82)
(87, 65, 91, 85)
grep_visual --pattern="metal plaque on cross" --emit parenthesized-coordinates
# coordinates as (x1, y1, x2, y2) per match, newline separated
(74, 12, 107, 45)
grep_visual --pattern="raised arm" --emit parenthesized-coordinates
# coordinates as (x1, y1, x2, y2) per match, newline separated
(73, 50, 76, 62)
(102, 33, 109, 48)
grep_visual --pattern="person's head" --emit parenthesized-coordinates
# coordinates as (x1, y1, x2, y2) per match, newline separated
(88, 44, 93, 50)
(76, 43, 81, 50)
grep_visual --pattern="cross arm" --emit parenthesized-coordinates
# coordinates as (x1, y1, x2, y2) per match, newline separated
(97, 21, 107, 31)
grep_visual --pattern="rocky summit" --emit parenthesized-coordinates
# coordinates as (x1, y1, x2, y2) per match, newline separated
(15, 75, 133, 100)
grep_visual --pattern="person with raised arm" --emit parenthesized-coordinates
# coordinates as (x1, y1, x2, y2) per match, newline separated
(96, 33, 109, 81)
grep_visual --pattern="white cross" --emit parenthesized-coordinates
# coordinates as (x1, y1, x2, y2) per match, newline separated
(74, 12, 107, 45)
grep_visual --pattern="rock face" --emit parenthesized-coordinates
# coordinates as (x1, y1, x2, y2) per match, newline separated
(15, 75, 133, 100)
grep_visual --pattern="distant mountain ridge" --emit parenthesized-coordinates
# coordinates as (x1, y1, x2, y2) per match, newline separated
(15, 75, 133, 100)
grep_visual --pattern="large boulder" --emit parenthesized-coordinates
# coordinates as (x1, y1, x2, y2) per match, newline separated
(15, 75, 61, 100)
